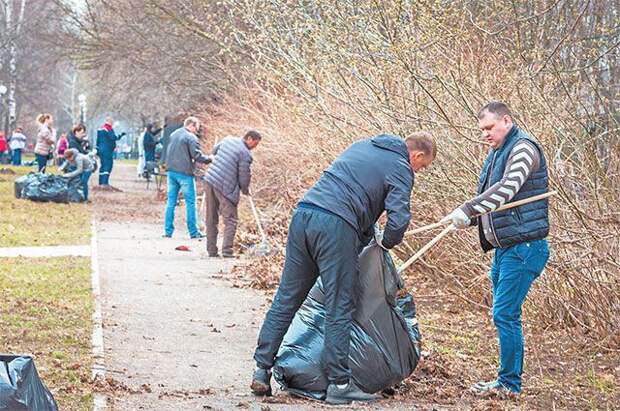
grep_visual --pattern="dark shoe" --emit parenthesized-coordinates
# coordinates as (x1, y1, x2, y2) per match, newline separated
(222, 252, 236, 258)
(162, 234, 172, 238)
(250, 367, 272, 396)
(325, 382, 379, 405)
(190, 232, 206, 239)
(471, 380, 518, 399)
(207, 252, 219, 257)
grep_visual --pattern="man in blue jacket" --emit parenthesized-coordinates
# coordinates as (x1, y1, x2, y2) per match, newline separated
(251, 132, 436, 404)
(442, 101, 550, 397)
(96, 117, 125, 186)
(204, 130, 261, 257)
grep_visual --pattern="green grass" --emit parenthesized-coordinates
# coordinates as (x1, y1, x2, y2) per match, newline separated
(0, 165, 91, 247)
(0, 257, 93, 410)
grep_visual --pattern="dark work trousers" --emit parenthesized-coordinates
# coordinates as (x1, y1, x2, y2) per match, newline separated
(254, 205, 360, 385)
(205, 182, 238, 256)
(98, 152, 113, 185)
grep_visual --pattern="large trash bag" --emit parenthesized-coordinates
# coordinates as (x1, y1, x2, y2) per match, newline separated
(0, 355, 58, 411)
(273, 241, 421, 400)
(14, 173, 84, 203)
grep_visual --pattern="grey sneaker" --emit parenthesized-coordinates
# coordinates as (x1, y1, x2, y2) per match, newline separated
(250, 367, 272, 396)
(471, 380, 518, 399)
(471, 379, 497, 390)
(325, 381, 379, 405)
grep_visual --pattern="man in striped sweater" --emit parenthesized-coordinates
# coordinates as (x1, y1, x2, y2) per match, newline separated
(442, 101, 550, 397)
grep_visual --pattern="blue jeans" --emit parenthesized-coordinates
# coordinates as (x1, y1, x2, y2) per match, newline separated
(164, 170, 199, 237)
(490, 239, 550, 392)
(11, 149, 22, 165)
(35, 154, 48, 173)
(81, 171, 92, 201)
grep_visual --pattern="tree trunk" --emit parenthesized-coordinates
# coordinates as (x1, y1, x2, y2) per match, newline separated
(6, 0, 27, 131)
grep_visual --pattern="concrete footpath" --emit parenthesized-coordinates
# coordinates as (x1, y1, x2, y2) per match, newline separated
(94, 163, 408, 410)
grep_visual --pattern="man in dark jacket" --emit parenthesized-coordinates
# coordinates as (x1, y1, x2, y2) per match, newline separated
(68, 124, 90, 154)
(143, 123, 162, 163)
(251, 132, 436, 404)
(204, 130, 261, 257)
(442, 101, 550, 397)
(96, 117, 125, 186)
(164, 116, 212, 239)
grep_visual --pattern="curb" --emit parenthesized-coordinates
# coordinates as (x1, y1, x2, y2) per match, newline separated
(91, 221, 107, 410)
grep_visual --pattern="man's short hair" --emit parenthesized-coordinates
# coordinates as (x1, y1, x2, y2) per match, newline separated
(478, 101, 512, 119)
(405, 131, 436, 159)
(243, 130, 262, 141)
(184, 116, 200, 128)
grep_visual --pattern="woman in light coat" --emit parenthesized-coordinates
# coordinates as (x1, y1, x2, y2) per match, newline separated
(34, 113, 56, 173)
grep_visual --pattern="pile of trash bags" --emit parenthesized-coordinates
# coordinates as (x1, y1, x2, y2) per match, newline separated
(14, 173, 84, 203)
(0, 355, 58, 411)
(273, 241, 421, 400)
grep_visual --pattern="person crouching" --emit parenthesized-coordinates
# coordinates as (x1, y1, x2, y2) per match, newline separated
(59, 148, 95, 202)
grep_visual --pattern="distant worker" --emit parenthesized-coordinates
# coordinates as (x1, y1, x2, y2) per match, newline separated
(251, 132, 436, 405)
(34, 114, 56, 173)
(205, 130, 261, 258)
(8, 127, 28, 166)
(0, 132, 8, 164)
(68, 124, 90, 155)
(59, 148, 95, 202)
(163, 116, 212, 239)
(56, 133, 68, 166)
(96, 117, 125, 186)
(143, 123, 162, 164)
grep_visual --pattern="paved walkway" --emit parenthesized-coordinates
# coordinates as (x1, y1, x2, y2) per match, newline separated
(94, 163, 409, 410)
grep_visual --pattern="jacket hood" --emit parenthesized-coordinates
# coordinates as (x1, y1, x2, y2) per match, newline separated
(370, 134, 409, 159)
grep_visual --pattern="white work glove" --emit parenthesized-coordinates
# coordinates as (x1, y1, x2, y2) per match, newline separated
(440, 208, 471, 229)
(374, 226, 389, 250)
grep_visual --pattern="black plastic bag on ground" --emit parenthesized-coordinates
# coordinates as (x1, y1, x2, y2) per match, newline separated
(14, 173, 84, 203)
(273, 241, 422, 400)
(0, 355, 58, 411)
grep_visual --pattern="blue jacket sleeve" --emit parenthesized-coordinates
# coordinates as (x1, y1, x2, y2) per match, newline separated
(382, 169, 414, 249)
(238, 152, 252, 195)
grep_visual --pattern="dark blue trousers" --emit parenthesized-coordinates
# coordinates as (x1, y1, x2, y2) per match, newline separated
(254, 206, 360, 384)
(98, 152, 113, 185)
(12, 149, 22, 165)
(35, 154, 48, 173)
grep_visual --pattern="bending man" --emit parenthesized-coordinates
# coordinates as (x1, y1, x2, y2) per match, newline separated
(251, 132, 436, 405)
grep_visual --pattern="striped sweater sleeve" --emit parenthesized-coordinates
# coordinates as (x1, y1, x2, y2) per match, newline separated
(461, 141, 540, 218)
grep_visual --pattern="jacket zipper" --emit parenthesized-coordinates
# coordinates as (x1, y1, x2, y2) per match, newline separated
(487, 152, 503, 248)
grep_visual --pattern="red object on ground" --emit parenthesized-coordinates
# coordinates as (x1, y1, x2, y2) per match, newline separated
(175, 245, 190, 252)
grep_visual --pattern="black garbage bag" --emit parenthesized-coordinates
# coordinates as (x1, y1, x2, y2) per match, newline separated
(14, 173, 84, 203)
(0, 355, 58, 411)
(273, 241, 421, 400)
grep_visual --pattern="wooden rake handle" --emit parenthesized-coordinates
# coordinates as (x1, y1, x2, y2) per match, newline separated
(404, 190, 558, 237)
(248, 195, 267, 243)
(397, 224, 456, 274)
